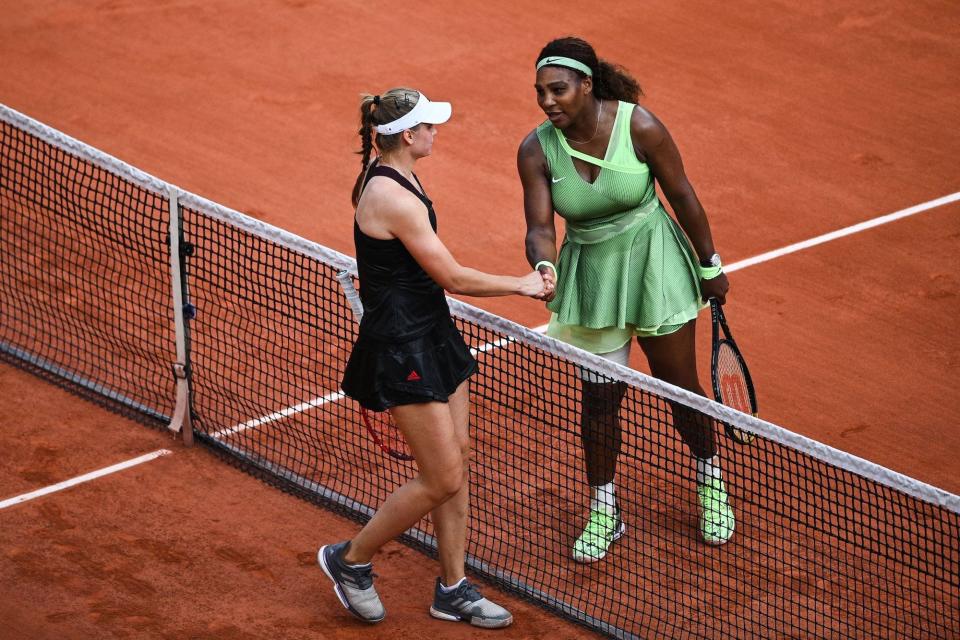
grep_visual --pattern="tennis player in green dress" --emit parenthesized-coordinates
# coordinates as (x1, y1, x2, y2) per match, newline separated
(518, 37, 735, 562)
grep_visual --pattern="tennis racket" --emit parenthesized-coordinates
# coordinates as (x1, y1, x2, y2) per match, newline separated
(710, 299, 758, 445)
(336, 270, 414, 461)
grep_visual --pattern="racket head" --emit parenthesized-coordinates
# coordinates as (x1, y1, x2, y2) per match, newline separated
(709, 300, 758, 445)
(360, 407, 414, 461)
(712, 339, 758, 444)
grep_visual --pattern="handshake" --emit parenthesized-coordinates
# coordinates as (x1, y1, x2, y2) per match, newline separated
(517, 262, 557, 301)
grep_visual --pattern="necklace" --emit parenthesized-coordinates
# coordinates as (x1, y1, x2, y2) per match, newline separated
(565, 100, 604, 145)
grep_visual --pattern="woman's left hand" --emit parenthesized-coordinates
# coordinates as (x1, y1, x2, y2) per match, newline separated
(701, 272, 730, 304)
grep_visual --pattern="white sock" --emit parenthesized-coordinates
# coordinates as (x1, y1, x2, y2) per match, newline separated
(696, 456, 723, 486)
(590, 482, 617, 515)
(440, 576, 466, 593)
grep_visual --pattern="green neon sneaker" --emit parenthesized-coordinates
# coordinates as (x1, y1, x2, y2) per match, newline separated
(697, 477, 735, 545)
(572, 508, 626, 563)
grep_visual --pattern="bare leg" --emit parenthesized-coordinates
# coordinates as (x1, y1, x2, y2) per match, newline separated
(637, 319, 717, 460)
(580, 378, 628, 486)
(429, 380, 470, 586)
(639, 319, 735, 544)
(572, 348, 630, 563)
(344, 397, 465, 565)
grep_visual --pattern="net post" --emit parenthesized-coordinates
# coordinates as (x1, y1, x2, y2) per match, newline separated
(167, 188, 194, 446)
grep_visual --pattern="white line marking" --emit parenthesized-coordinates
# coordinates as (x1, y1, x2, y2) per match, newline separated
(0, 449, 171, 510)
(471, 336, 516, 354)
(213, 338, 523, 439)
(210, 390, 346, 439)
(529, 192, 959, 333)
(725, 192, 960, 273)
(214, 338, 529, 440)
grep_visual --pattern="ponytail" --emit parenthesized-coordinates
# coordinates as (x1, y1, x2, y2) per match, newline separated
(351, 94, 378, 208)
(594, 58, 642, 103)
(350, 88, 421, 207)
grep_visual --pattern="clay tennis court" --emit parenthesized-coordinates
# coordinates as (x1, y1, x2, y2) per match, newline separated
(2, 1, 958, 638)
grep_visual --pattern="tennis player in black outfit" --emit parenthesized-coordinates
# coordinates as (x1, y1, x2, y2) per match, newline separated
(318, 87, 548, 629)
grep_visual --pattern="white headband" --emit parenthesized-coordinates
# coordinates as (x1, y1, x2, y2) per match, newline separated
(374, 93, 452, 135)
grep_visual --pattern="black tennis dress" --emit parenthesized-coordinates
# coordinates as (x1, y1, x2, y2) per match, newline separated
(340, 162, 477, 411)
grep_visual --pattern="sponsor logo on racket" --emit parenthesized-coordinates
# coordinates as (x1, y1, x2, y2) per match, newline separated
(720, 374, 749, 411)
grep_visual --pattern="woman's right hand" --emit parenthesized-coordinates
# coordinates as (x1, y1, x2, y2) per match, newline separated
(517, 270, 551, 298)
(537, 266, 557, 302)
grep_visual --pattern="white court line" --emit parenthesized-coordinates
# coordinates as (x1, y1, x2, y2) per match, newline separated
(210, 337, 515, 439)
(724, 192, 960, 273)
(215, 339, 521, 440)
(215, 340, 519, 439)
(531, 191, 959, 332)
(0, 449, 171, 510)
(471, 336, 516, 354)
(210, 390, 346, 439)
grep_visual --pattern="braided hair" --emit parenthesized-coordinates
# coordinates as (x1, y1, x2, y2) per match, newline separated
(351, 87, 421, 207)
(536, 37, 642, 103)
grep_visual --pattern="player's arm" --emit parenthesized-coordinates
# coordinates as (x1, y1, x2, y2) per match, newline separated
(517, 130, 558, 301)
(632, 107, 729, 303)
(384, 187, 544, 298)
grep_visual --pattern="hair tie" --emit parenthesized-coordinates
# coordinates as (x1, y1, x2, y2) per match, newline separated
(372, 95, 380, 105)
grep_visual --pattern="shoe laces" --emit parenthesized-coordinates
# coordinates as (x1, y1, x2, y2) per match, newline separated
(699, 480, 728, 512)
(452, 579, 482, 603)
(348, 563, 377, 590)
(583, 510, 617, 540)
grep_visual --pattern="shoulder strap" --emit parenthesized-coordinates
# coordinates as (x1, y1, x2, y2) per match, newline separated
(364, 159, 431, 206)
(553, 102, 649, 174)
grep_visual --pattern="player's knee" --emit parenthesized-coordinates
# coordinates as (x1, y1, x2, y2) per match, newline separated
(658, 369, 701, 394)
(425, 465, 464, 503)
(435, 473, 464, 502)
(582, 383, 627, 429)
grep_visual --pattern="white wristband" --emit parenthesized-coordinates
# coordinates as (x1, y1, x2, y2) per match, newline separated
(535, 260, 557, 275)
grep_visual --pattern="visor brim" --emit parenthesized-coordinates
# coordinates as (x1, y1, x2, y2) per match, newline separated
(417, 100, 451, 125)
(374, 93, 453, 135)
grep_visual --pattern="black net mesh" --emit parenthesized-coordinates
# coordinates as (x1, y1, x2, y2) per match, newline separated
(2, 108, 958, 639)
(0, 118, 174, 422)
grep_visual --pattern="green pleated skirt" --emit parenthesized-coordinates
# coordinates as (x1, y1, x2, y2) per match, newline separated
(547, 205, 706, 353)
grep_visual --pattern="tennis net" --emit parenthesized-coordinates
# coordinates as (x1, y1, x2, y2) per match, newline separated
(2, 103, 958, 639)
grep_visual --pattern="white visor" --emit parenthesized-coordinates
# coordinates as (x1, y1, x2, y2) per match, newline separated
(374, 93, 452, 135)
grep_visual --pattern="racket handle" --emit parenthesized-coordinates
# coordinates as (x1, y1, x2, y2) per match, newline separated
(336, 270, 365, 322)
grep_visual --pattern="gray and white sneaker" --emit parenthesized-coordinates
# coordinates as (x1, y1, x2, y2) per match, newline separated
(429, 578, 513, 629)
(317, 541, 385, 623)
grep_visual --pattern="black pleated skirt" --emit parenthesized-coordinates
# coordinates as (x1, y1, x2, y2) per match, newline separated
(340, 317, 477, 412)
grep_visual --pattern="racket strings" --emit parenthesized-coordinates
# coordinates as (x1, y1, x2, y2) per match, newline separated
(715, 342, 751, 413)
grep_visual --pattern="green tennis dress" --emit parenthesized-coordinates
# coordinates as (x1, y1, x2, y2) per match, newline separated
(537, 100, 705, 354)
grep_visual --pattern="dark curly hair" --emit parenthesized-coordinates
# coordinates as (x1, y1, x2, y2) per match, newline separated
(537, 36, 642, 103)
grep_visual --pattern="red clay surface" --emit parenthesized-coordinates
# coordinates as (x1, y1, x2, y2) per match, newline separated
(0, 362, 588, 640)
(1, 1, 958, 638)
